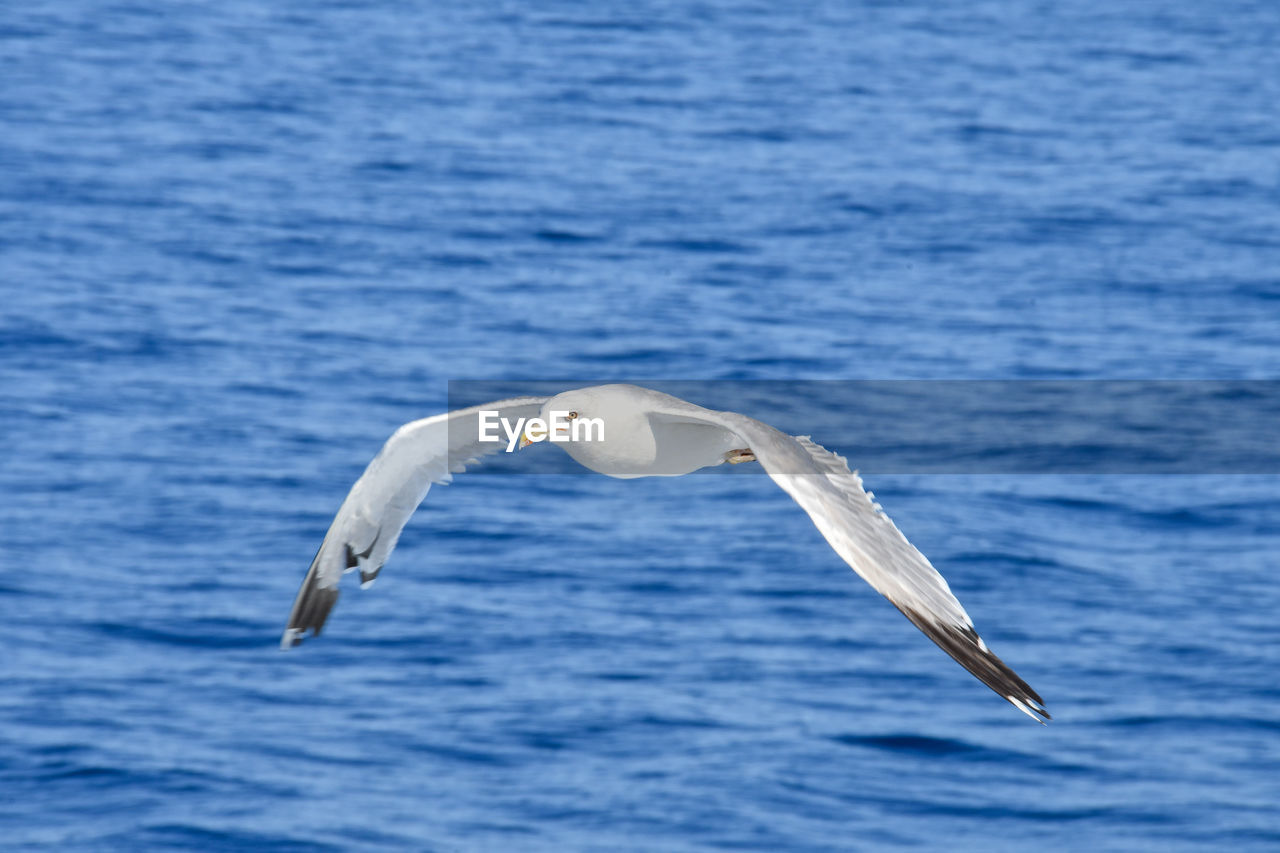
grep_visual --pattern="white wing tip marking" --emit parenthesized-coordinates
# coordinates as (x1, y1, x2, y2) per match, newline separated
(359, 577, 377, 590)
(1007, 695, 1048, 724)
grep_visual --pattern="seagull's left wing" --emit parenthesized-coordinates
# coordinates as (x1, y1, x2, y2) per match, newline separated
(659, 403, 1049, 722)
(281, 396, 548, 649)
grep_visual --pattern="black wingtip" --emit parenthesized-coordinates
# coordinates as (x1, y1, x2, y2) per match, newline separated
(899, 606, 1051, 723)
(281, 550, 341, 650)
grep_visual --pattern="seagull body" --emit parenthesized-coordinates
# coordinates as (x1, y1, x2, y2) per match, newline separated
(283, 384, 1049, 723)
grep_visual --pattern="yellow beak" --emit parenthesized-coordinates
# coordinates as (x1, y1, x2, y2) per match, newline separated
(517, 430, 534, 449)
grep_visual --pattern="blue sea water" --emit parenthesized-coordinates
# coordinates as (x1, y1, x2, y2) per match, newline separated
(3, 1, 1280, 850)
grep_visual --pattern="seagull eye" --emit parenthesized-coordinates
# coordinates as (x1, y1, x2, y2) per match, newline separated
(567, 412, 578, 419)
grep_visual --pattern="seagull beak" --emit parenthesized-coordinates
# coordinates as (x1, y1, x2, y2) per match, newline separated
(517, 430, 534, 449)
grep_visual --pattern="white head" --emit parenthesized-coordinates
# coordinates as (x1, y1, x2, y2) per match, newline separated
(517, 385, 734, 478)
(514, 385, 654, 476)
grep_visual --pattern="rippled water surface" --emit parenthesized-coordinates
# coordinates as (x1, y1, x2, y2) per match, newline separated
(3, 1, 1279, 850)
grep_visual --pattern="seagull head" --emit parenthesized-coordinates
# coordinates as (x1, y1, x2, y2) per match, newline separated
(518, 385, 728, 479)
(516, 385, 661, 477)
(518, 386, 611, 450)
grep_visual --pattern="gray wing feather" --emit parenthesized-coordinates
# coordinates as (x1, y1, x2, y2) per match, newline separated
(281, 396, 548, 648)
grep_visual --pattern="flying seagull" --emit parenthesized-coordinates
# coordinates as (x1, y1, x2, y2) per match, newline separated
(282, 384, 1049, 722)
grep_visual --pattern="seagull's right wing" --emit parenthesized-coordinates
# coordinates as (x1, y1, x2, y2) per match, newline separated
(281, 396, 548, 649)
(660, 402, 1049, 723)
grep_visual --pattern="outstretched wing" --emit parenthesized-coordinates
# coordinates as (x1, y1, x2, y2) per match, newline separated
(281, 396, 548, 649)
(661, 403, 1049, 722)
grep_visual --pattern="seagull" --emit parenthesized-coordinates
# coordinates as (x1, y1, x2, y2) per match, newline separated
(282, 384, 1050, 723)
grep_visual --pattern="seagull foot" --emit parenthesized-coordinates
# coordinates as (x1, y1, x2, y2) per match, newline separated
(726, 448, 757, 464)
